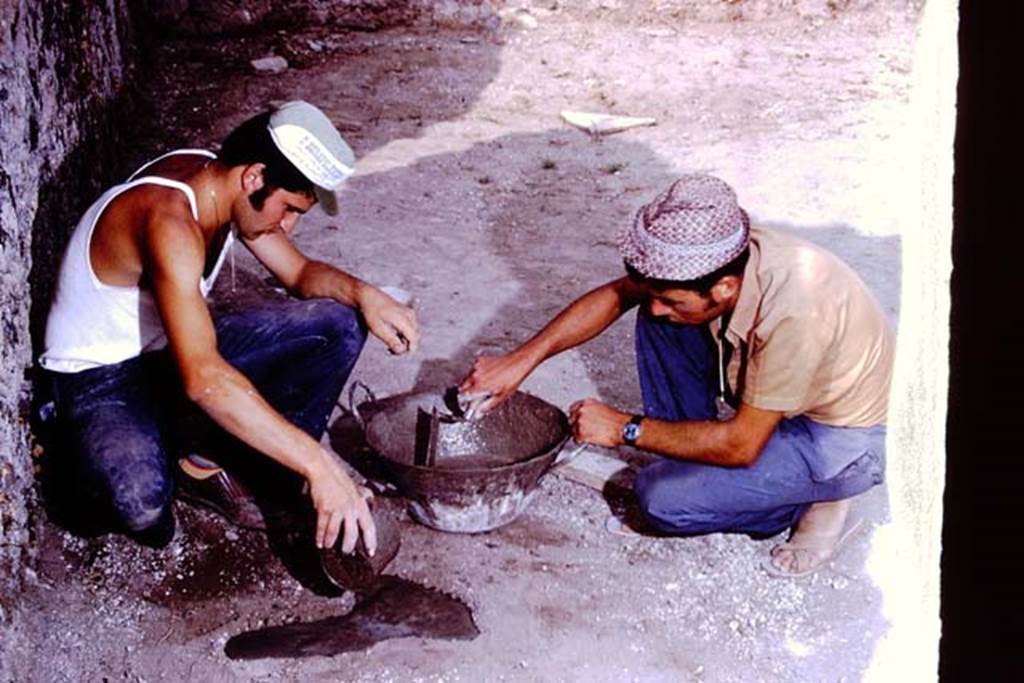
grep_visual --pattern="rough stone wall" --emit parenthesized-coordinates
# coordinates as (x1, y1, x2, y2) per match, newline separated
(0, 0, 136, 617)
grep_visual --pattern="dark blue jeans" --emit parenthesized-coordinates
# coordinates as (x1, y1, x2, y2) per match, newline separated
(632, 312, 886, 537)
(47, 299, 367, 539)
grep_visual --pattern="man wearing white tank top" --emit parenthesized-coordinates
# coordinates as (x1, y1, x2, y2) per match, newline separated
(40, 102, 418, 552)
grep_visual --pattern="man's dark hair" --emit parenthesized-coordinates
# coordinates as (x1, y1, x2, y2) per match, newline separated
(218, 111, 315, 209)
(624, 246, 750, 295)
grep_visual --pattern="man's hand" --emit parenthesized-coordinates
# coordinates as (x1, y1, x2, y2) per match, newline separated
(358, 285, 420, 355)
(455, 279, 639, 417)
(459, 351, 536, 415)
(568, 398, 631, 447)
(306, 449, 378, 553)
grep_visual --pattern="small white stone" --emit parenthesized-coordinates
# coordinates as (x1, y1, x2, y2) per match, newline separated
(251, 56, 289, 74)
(515, 13, 539, 29)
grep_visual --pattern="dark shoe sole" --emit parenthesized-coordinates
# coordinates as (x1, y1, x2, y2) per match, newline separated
(175, 489, 268, 531)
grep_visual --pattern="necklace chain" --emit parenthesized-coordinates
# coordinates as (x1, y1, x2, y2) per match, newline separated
(203, 157, 220, 227)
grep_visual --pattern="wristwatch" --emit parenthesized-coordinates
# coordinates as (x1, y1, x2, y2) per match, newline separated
(622, 414, 644, 446)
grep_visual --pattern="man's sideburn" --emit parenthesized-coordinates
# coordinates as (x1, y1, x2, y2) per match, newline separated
(248, 186, 271, 211)
(646, 288, 717, 324)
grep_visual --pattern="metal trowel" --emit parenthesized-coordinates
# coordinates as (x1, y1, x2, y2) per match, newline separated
(442, 385, 492, 421)
(413, 406, 441, 467)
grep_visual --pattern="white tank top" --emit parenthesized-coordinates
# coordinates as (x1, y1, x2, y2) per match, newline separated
(40, 150, 235, 373)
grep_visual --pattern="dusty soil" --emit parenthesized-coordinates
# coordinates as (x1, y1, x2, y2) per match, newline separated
(8, 2, 922, 680)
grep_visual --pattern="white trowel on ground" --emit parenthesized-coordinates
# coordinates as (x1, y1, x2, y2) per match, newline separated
(560, 110, 657, 138)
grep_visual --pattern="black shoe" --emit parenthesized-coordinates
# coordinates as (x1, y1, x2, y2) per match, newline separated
(175, 465, 267, 531)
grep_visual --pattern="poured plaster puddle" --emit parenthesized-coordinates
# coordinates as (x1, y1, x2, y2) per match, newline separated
(223, 481, 478, 660)
(224, 575, 479, 659)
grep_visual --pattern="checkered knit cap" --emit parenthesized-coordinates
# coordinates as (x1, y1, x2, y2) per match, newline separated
(619, 174, 750, 280)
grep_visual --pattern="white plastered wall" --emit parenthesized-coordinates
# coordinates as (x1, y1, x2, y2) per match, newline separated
(864, 0, 957, 679)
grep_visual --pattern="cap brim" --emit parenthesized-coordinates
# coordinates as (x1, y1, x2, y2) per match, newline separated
(314, 186, 340, 216)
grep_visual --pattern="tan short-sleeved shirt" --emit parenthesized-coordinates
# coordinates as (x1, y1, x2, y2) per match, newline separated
(708, 227, 895, 427)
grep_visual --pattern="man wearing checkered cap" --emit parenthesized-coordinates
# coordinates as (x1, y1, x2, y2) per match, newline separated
(462, 174, 894, 577)
(40, 102, 419, 555)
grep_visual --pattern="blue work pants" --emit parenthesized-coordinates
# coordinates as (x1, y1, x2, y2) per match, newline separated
(47, 299, 367, 543)
(632, 312, 885, 537)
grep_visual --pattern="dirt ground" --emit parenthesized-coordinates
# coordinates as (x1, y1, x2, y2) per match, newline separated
(8, 2, 924, 680)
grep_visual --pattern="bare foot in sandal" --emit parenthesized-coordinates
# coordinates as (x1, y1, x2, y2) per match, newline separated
(764, 499, 860, 577)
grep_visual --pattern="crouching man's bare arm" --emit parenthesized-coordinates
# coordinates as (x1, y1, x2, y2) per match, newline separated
(244, 228, 420, 354)
(146, 216, 375, 553)
(569, 398, 783, 467)
(460, 277, 644, 412)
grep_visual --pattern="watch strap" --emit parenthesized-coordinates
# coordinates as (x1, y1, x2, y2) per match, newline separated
(622, 414, 644, 445)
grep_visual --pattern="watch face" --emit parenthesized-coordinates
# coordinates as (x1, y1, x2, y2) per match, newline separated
(623, 422, 641, 443)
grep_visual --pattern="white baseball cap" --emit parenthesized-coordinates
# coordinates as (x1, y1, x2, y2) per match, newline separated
(267, 100, 355, 215)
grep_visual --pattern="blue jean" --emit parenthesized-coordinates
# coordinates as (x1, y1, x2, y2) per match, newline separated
(632, 312, 886, 537)
(47, 299, 367, 540)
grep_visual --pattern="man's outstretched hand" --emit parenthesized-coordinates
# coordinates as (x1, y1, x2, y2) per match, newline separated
(359, 285, 420, 355)
(459, 350, 536, 416)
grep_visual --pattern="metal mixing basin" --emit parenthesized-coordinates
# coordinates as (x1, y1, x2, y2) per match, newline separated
(350, 384, 572, 533)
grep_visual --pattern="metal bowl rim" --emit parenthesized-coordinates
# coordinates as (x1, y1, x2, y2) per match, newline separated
(359, 390, 571, 475)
